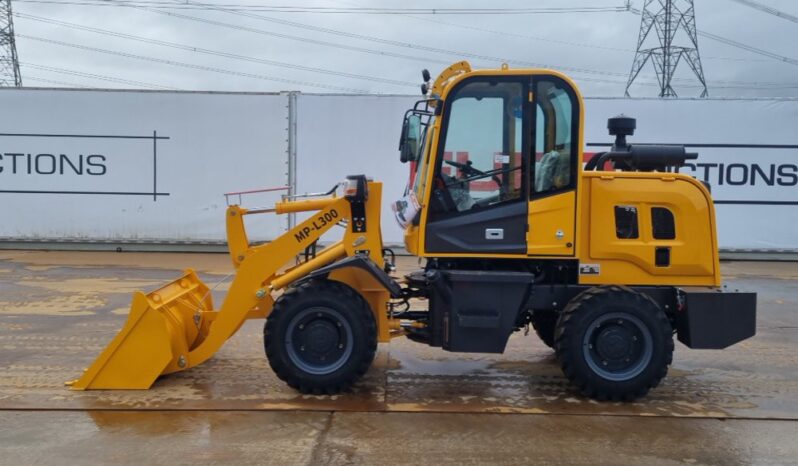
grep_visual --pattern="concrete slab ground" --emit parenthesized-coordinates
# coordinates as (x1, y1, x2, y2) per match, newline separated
(0, 250, 797, 464)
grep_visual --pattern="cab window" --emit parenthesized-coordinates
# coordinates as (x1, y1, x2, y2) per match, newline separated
(533, 79, 577, 195)
(431, 80, 525, 215)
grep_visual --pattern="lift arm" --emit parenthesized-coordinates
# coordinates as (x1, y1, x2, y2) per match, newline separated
(68, 178, 387, 389)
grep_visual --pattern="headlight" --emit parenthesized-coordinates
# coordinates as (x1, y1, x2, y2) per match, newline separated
(343, 175, 369, 200)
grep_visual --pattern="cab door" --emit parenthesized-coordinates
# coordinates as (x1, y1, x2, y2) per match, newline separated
(423, 77, 530, 254)
(527, 77, 580, 256)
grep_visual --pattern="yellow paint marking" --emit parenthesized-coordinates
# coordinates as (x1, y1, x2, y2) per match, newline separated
(0, 278, 163, 316)
(7, 251, 232, 274)
(18, 278, 164, 294)
(0, 294, 103, 316)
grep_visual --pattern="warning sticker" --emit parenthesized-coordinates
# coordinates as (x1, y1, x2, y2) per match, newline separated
(579, 264, 601, 275)
(494, 154, 511, 164)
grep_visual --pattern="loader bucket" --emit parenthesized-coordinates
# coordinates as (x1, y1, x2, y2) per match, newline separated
(67, 269, 214, 390)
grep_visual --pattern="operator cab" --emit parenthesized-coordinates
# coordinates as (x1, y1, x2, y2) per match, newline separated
(398, 68, 582, 256)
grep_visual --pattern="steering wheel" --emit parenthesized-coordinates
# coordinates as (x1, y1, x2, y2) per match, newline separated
(444, 160, 503, 189)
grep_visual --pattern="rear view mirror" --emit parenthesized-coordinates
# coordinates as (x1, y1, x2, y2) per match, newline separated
(399, 114, 422, 163)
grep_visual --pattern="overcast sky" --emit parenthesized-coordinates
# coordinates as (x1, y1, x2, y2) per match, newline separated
(10, 0, 798, 97)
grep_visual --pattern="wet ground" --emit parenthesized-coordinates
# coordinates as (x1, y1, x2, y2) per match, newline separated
(0, 250, 797, 464)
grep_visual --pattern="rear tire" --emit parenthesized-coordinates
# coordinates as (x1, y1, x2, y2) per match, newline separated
(554, 286, 673, 401)
(531, 310, 558, 349)
(265, 279, 377, 395)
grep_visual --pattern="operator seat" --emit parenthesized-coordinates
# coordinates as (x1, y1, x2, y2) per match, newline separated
(535, 150, 570, 191)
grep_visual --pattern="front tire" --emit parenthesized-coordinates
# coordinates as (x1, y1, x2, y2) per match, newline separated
(554, 286, 674, 401)
(265, 279, 377, 395)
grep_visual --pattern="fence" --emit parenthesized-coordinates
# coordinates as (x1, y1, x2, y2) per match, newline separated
(0, 88, 795, 253)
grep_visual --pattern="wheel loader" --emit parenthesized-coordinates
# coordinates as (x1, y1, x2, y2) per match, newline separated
(68, 61, 756, 401)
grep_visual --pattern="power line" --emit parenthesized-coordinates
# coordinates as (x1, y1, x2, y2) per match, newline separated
(108, 5, 460, 68)
(382, 10, 633, 53)
(14, 12, 416, 88)
(17, 0, 794, 93)
(180, 0, 797, 89)
(330, 0, 786, 88)
(727, 0, 798, 24)
(22, 75, 91, 87)
(91, 0, 726, 89)
(17, 34, 372, 93)
(21, 62, 180, 89)
(379, 2, 795, 92)
(698, 30, 798, 66)
(12, 0, 629, 14)
(29, 0, 749, 67)
(86, 0, 661, 86)
(137, 0, 651, 81)
(390, 7, 771, 63)
(17, 6, 674, 91)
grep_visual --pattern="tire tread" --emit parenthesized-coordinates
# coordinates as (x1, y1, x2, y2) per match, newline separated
(554, 286, 674, 401)
(264, 279, 377, 395)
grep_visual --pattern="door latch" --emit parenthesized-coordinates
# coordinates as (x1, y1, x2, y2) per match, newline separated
(485, 228, 504, 240)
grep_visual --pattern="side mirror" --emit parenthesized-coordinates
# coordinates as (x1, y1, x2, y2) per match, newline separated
(399, 118, 410, 163)
(399, 114, 422, 164)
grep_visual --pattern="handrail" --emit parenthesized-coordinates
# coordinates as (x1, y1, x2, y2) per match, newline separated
(224, 186, 290, 196)
(243, 207, 277, 215)
(280, 183, 340, 201)
(224, 186, 290, 206)
(224, 183, 340, 208)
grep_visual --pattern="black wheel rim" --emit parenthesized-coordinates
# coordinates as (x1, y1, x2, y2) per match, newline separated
(582, 312, 653, 382)
(285, 307, 353, 375)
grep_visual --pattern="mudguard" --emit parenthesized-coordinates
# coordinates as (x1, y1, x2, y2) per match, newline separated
(301, 253, 403, 298)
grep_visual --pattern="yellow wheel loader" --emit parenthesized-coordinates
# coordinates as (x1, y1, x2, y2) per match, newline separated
(68, 62, 756, 401)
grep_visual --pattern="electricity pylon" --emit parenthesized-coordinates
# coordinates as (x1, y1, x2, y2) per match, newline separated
(0, 0, 21, 87)
(625, 0, 707, 98)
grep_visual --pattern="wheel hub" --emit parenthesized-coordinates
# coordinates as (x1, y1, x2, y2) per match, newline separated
(286, 307, 353, 375)
(595, 327, 634, 361)
(583, 312, 653, 382)
(305, 321, 338, 355)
